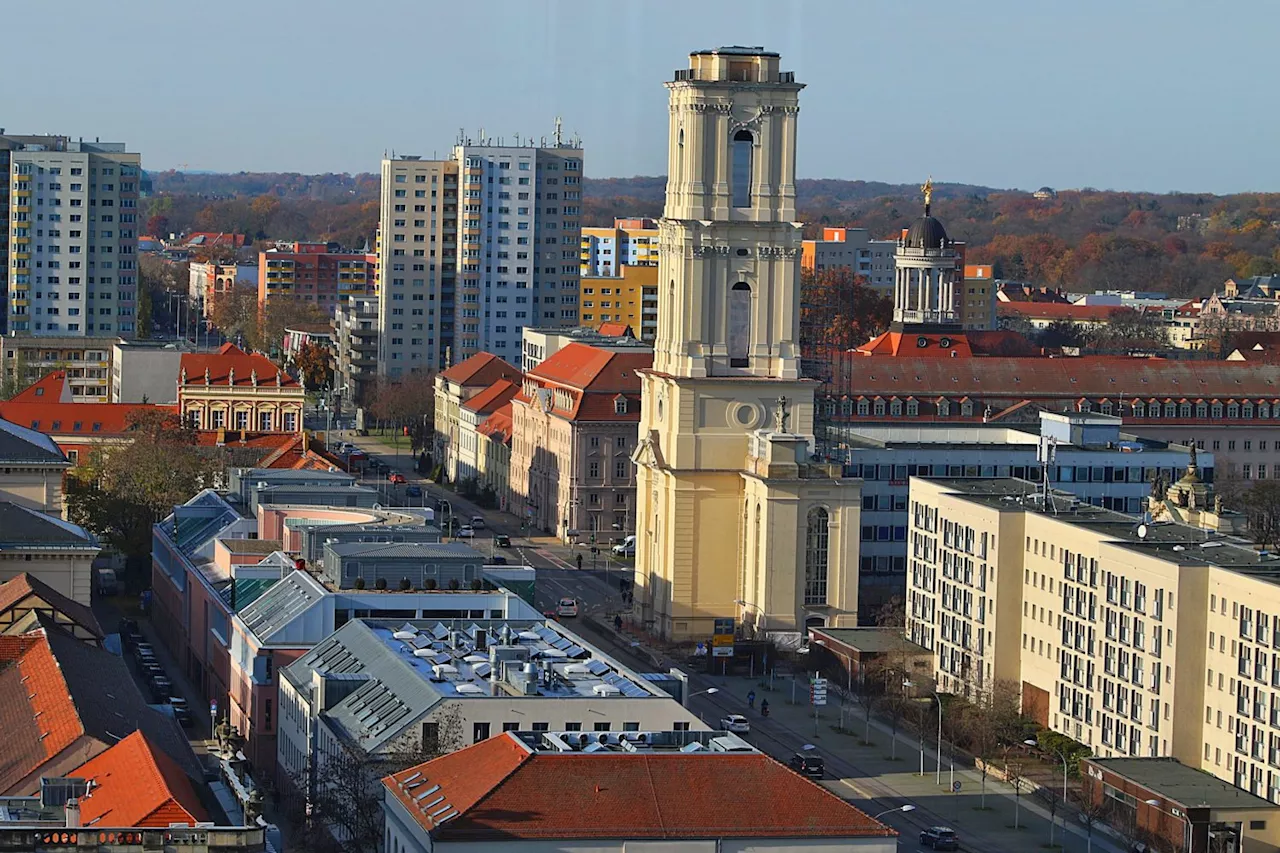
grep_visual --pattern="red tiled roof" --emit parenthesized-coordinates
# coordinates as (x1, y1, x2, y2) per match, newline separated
(857, 331, 976, 358)
(0, 401, 177, 438)
(998, 302, 1127, 321)
(596, 322, 633, 337)
(8, 371, 72, 403)
(71, 730, 207, 828)
(476, 403, 513, 444)
(826, 355, 1280, 402)
(384, 734, 894, 841)
(460, 380, 519, 415)
(179, 343, 297, 388)
(0, 574, 103, 640)
(439, 352, 520, 387)
(528, 343, 651, 391)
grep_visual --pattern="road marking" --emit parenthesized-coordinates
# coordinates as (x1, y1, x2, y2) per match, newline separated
(837, 778, 875, 800)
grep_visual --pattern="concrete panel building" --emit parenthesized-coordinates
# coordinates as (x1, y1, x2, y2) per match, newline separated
(110, 339, 182, 404)
(801, 226, 898, 290)
(3, 336, 118, 402)
(580, 217, 659, 277)
(2, 134, 142, 338)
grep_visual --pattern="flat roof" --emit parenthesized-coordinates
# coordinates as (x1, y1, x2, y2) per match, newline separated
(919, 477, 1279, 572)
(1089, 758, 1279, 811)
(811, 627, 930, 655)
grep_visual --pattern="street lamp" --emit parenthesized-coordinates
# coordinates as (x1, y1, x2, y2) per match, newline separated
(873, 804, 916, 820)
(1145, 799, 1194, 852)
(685, 686, 719, 720)
(1025, 738, 1070, 802)
(935, 692, 944, 786)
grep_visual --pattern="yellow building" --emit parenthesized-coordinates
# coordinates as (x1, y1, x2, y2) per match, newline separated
(961, 264, 998, 330)
(580, 264, 658, 340)
(906, 472, 1280, 804)
(632, 47, 863, 642)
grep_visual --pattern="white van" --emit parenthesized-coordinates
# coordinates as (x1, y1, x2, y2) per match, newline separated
(556, 597, 579, 617)
(612, 535, 636, 557)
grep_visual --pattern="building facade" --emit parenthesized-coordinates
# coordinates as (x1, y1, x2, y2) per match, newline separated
(377, 157, 458, 376)
(509, 343, 649, 539)
(0, 417, 70, 516)
(110, 340, 182, 404)
(633, 47, 863, 641)
(331, 295, 378, 405)
(455, 380, 518, 486)
(801, 227, 898, 290)
(2, 134, 142, 338)
(960, 264, 998, 330)
(580, 217, 659, 276)
(580, 263, 659, 338)
(189, 261, 257, 320)
(178, 344, 305, 433)
(3, 336, 118, 402)
(433, 352, 521, 482)
(258, 241, 374, 315)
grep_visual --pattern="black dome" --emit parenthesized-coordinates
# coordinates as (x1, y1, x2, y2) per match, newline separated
(905, 215, 948, 249)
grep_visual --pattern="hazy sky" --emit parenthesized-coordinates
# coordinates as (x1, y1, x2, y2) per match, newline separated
(5, 0, 1275, 193)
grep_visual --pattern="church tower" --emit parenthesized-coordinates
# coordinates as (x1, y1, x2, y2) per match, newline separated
(633, 48, 862, 642)
(892, 179, 961, 329)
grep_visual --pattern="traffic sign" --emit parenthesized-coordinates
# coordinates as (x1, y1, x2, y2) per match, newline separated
(952, 781, 962, 793)
(810, 676, 828, 707)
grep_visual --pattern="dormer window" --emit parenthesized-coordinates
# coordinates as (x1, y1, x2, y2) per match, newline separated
(614, 397, 628, 415)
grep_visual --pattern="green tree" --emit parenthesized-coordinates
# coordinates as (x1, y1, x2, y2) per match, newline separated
(294, 340, 334, 391)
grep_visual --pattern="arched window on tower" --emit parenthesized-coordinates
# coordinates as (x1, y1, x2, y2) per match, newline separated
(729, 282, 751, 367)
(804, 507, 830, 605)
(731, 130, 753, 208)
(677, 128, 685, 184)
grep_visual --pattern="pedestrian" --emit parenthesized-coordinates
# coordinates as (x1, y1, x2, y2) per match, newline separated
(576, 553, 583, 570)
(614, 614, 623, 631)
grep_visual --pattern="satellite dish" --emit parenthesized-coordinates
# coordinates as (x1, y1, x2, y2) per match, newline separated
(1137, 524, 1149, 540)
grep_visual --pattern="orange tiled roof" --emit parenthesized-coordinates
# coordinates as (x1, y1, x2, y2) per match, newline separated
(857, 331, 975, 358)
(517, 344, 650, 422)
(179, 343, 297, 388)
(476, 402, 513, 444)
(596, 322, 632, 337)
(385, 734, 895, 841)
(439, 352, 520, 387)
(0, 574, 102, 640)
(997, 302, 1127, 321)
(8, 371, 72, 403)
(461, 380, 519, 415)
(0, 633, 83, 791)
(71, 730, 207, 828)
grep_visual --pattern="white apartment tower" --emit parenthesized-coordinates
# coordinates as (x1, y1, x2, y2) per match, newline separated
(451, 135, 584, 363)
(2, 134, 142, 338)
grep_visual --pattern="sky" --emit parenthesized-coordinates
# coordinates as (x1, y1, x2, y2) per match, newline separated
(4, 0, 1276, 193)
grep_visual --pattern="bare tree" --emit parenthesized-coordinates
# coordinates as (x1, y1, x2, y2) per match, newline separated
(954, 680, 1023, 810)
(290, 705, 463, 853)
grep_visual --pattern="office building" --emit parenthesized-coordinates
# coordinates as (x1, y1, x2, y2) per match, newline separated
(383, 730, 897, 852)
(580, 217, 659, 276)
(960, 263, 998, 330)
(801, 227, 898, 290)
(2, 133, 141, 337)
(580, 263, 658, 338)
(376, 157, 457, 376)
(829, 410, 1206, 619)
(258, 241, 374, 314)
(634, 47, 863, 641)
(904, 470, 1280, 805)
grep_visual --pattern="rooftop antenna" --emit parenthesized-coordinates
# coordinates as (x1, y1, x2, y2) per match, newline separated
(554, 116, 563, 147)
(515, 133, 521, 146)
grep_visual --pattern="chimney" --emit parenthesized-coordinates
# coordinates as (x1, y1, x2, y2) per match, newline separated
(65, 798, 81, 828)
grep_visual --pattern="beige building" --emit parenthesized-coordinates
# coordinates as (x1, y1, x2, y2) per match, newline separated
(188, 260, 257, 319)
(433, 352, 521, 482)
(0, 502, 99, 605)
(475, 402, 513, 512)
(178, 343, 305, 433)
(455, 379, 518, 487)
(509, 343, 649, 539)
(0, 417, 70, 516)
(2, 336, 117, 402)
(906, 472, 1280, 805)
(376, 156, 458, 376)
(632, 47, 863, 642)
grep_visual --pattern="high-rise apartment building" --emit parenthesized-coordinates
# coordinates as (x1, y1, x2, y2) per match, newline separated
(2, 134, 141, 338)
(580, 218, 659, 276)
(801, 227, 898, 291)
(377, 157, 458, 377)
(376, 138, 584, 376)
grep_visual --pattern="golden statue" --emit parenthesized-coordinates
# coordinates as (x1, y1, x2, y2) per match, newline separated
(921, 176, 934, 211)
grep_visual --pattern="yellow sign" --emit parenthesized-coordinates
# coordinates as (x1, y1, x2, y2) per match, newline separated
(712, 634, 734, 647)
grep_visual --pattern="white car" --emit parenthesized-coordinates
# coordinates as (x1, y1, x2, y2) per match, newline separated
(456, 525, 475, 539)
(720, 714, 751, 734)
(612, 534, 636, 556)
(556, 597, 579, 617)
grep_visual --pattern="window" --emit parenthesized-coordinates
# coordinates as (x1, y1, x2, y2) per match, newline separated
(804, 507, 830, 605)
(728, 282, 751, 366)
(616, 460, 628, 478)
(593, 722, 612, 732)
(614, 397, 628, 415)
(731, 130, 754, 208)
(473, 722, 491, 743)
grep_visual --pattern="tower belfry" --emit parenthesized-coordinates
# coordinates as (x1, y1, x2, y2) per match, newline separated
(892, 177, 960, 328)
(633, 47, 863, 641)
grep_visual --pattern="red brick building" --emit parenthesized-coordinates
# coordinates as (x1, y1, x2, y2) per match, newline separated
(258, 241, 375, 315)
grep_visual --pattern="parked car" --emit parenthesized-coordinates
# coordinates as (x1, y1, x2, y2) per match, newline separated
(919, 827, 959, 850)
(389, 472, 407, 484)
(488, 555, 509, 566)
(150, 676, 174, 704)
(720, 714, 751, 734)
(494, 534, 511, 548)
(405, 485, 423, 498)
(456, 525, 476, 539)
(788, 752, 825, 779)
(556, 597, 579, 617)
(169, 697, 193, 728)
(470, 516, 486, 529)
(612, 534, 636, 557)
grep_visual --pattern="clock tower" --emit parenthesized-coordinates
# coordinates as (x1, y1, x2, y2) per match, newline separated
(633, 47, 863, 642)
